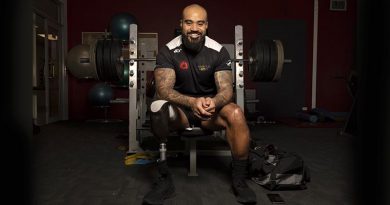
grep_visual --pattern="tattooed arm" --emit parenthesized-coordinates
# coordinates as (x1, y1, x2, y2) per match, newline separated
(212, 70, 233, 108)
(154, 68, 196, 108)
(155, 68, 213, 118)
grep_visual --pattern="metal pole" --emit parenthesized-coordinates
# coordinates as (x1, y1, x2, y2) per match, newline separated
(311, 0, 319, 109)
(128, 24, 141, 153)
(234, 25, 245, 112)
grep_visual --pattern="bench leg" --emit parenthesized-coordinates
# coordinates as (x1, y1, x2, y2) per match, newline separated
(188, 139, 198, 176)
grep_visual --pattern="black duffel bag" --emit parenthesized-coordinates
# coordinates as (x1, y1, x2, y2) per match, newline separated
(248, 140, 311, 190)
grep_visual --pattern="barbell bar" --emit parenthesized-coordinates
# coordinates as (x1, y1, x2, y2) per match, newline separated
(118, 56, 291, 64)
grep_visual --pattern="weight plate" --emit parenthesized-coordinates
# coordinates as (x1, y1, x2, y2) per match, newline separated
(89, 40, 99, 80)
(260, 40, 270, 81)
(273, 40, 284, 81)
(111, 40, 124, 82)
(95, 40, 104, 80)
(248, 41, 258, 81)
(268, 40, 277, 82)
(102, 39, 112, 81)
(106, 39, 116, 81)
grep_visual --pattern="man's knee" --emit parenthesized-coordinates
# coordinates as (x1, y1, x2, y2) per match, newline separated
(221, 103, 246, 124)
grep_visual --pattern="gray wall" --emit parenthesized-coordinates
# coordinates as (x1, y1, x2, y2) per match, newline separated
(255, 19, 307, 119)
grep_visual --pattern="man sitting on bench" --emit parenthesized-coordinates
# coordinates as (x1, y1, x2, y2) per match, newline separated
(143, 4, 256, 205)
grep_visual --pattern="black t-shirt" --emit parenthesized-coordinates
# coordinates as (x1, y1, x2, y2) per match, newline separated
(155, 36, 232, 97)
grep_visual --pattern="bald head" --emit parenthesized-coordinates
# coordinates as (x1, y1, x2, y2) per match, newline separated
(182, 4, 208, 21)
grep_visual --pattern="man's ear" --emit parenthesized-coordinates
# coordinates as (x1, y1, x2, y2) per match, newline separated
(179, 19, 183, 27)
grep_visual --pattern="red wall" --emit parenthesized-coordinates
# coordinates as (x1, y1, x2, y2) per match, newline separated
(67, 0, 356, 120)
(316, 0, 356, 111)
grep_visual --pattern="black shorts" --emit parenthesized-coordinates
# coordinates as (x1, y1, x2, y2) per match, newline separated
(177, 106, 202, 127)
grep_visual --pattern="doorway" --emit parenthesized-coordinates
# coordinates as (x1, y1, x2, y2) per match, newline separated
(32, 1, 67, 125)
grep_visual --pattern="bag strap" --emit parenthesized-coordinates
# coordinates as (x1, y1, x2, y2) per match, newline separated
(252, 143, 277, 157)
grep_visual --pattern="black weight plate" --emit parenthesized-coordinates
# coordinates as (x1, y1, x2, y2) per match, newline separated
(249, 40, 268, 82)
(108, 39, 117, 81)
(265, 40, 273, 81)
(248, 41, 258, 81)
(106, 39, 116, 81)
(95, 40, 104, 80)
(111, 40, 124, 82)
(268, 40, 278, 82)
(273, 40, 284, 81)
(260, 40, 270, 81)
(102, 39, 112, 81)
(256, 40, 266, 81)
(99, 39, 107, 81)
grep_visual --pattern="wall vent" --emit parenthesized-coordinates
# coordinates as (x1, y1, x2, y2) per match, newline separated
(330, 0, 347, 11)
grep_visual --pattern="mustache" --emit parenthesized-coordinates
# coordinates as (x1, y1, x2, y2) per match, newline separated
(186, 32, 202, 35)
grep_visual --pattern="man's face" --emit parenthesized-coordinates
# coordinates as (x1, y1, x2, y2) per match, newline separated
(181, 7, 208, 44)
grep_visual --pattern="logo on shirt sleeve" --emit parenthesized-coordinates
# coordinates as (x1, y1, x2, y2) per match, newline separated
(226, 60, 232, 67)
(180, 61, 189, 70)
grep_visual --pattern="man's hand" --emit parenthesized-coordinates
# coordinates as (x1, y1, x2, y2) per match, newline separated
(204, 97, 216, 114)
(191, 97, 215, 120)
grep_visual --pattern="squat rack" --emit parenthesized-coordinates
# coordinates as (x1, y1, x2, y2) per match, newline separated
(127, 24, 245, 154)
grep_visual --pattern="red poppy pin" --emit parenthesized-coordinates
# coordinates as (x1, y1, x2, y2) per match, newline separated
(180, 61, 189, 70)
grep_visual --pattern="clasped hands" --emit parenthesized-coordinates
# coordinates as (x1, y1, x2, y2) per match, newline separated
(190, 97, 216, 120)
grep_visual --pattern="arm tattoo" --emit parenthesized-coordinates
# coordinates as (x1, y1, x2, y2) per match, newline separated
(213, 70, 233, 108)
(154, 68, 194, 108)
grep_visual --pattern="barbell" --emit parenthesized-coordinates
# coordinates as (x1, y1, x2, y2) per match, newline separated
(118, 39, 291, 82)
(67, 38, 291, 82)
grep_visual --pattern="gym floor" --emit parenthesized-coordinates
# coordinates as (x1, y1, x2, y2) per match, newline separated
(31, 120, 355, 205)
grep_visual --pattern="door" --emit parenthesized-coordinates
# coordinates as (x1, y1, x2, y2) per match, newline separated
(33, 12, 64, 125)
(33, 13, 47, 125)
(47, 23, 61, 122)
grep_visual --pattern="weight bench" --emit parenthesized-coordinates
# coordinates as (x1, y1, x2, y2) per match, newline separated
(179, 127, 227, 176)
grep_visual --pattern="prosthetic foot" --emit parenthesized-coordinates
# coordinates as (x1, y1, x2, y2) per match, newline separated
(231, 159, 257, 204)
(142, 159, 175, 205)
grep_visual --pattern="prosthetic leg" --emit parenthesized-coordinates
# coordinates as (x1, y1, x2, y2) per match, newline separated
(143, 100, 177, 205)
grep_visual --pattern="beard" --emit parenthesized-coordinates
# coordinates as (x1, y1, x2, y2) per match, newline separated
(181, 32, 205, 54)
